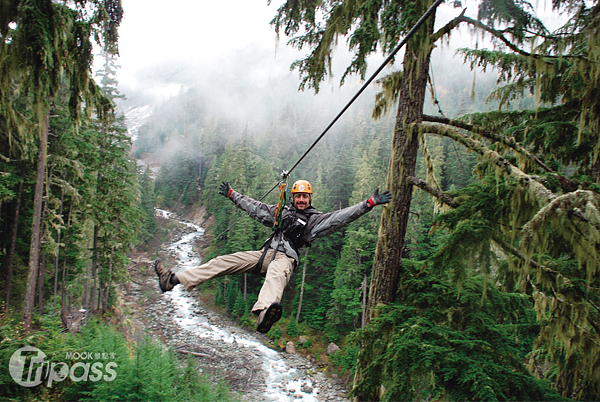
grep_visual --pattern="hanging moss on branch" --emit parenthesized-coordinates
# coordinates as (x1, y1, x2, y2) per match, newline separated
(521, 190, 600, 275)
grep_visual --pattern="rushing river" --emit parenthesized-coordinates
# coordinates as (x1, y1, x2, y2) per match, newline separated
(156, 209, 320, 402)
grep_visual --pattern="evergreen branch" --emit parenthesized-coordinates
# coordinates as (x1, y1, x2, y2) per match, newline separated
(430, 8, 467, 43)
(537, 291, 600, 348)
(416, 122, 554, 202)
(405, 174, 580, 281)
(522, 189, 600, 243)
(412, 174, 600, 322)
(407, 176, 459, 208)
(422, 114, 553, 173)
(407, 158, 600, 347)
(491, 235, 545, 272)
(418, 122, 596, 225)
(460, 15, 591, 62)
(460, 15, 531, 57)
(491, 237, 599, 318)
(405, 175, 584, 292)
(502, 249, 600, 323)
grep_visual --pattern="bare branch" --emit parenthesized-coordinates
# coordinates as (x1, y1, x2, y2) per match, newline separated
(407, 176, 459, 208)
(430, 8, 467, 43)
(423, 114, 553, 173)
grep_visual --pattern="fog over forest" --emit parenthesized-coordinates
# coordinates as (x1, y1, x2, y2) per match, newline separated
(116, 26, 501, 138)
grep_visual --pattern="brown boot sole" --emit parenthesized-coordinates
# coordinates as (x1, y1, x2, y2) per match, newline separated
(257, 302, 282, 333)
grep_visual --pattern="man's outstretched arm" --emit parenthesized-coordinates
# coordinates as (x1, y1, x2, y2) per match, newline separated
(219, 181, 277, 227)
(307, 187, 392, 241)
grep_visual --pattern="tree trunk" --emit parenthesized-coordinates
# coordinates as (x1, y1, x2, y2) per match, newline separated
(36, 184, 51, 315)
(367, 31, 435, 322)
(83, 262, 90, 308)
(102, 251, 113, 311)
(38, 252, 45, 315)
(361, 273, 367, 328)
(243, 273, 247, 301)
(90, 168, 103, 312)
(296, 249, 308, 323)
(61, 205, 73, 308)
(5, 169, 24, 312)
(354, 10, 436, 402)
(593, 153, 600, 184)
(90, 224, 99, 311)
(23, 107, 50, 328)
(54, 188, 65, 300)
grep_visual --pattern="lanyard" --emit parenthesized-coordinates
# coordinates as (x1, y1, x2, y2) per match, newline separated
(273, 171, 288, 229)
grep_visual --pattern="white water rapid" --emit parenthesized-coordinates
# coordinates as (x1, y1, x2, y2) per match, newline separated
(156, 209, 321, 401)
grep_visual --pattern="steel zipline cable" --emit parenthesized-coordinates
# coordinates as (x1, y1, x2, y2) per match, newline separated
(213, 0, 445, 241)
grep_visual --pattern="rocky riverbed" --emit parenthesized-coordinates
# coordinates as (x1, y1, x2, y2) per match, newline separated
(121, 211, 351, 402)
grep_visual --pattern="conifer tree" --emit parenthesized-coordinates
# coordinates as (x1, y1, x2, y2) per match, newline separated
(139, 166, 157, 243)
(0, 0, 122, 326)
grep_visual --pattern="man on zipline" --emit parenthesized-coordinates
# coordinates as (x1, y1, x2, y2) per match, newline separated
(154, 179, 391, 333)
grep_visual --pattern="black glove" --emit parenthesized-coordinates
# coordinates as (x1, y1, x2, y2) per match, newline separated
(219, 181, 232, 198)
(366, 187, 391, 207)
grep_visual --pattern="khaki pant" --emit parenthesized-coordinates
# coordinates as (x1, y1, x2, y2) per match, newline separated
(176, 249, 295, 312)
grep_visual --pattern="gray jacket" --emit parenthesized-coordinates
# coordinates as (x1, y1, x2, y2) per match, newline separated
(229, 191, 373, 263)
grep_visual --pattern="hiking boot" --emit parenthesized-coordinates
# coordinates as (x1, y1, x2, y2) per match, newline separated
(154, 259, 174, 293)
(256, 302, 282, 333)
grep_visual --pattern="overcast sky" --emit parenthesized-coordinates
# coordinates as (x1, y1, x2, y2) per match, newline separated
(117, 1, 274, 74)
(114, 1, 478, 98)
(115, 0, 296, 96)
(112, 0, 567, 106)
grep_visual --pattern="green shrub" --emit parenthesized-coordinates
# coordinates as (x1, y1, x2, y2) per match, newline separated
(268, 326, 283, 345)
(330, 345, 359, 376)
(286, 318, 299, 337)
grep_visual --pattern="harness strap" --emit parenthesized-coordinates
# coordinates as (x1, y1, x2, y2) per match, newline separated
(251, 231, 283, 275)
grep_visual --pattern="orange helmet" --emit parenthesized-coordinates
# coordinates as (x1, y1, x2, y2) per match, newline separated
(291, 180, 313, 194)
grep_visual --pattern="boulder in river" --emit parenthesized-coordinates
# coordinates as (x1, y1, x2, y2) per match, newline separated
(286, 341, 296, 354)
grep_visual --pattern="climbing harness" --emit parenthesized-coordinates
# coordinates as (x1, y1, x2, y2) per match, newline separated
(252, 170, 289, 274)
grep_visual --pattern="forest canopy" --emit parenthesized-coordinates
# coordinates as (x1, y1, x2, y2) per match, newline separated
(1, 0, 599, 401)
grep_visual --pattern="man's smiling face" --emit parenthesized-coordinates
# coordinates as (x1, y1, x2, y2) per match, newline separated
(293, 193, 311, 210)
